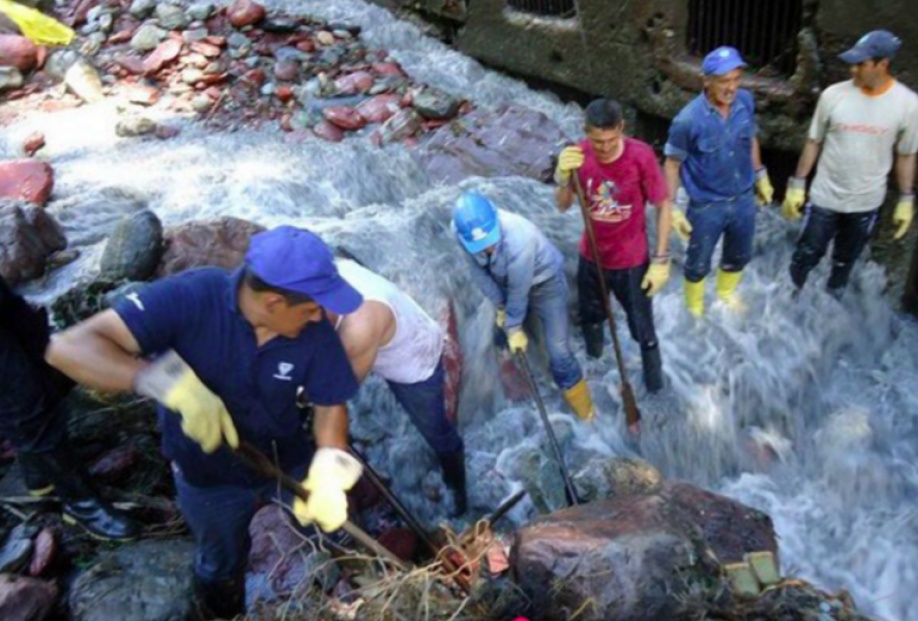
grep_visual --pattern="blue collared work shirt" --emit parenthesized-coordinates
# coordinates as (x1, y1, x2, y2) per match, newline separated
(114, 267, 358, 488)
(664, 89, 758, 203)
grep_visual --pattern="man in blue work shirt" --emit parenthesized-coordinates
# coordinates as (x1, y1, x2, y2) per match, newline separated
(663, 46, 774, 317)
(452, 191, 594, 421)
(47, 226, 364, 620)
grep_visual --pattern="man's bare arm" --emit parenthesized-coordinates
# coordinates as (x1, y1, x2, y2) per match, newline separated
(895, 152, 916, 195)
(336, 302, 392, 383)
(313, 404, 349, 449)
(654, 200, 673, 257)
(793, 139, 823, 179)
(663, 157, 682, 202)
(46, 309, 147, 392)
(556, 184, 575, 212)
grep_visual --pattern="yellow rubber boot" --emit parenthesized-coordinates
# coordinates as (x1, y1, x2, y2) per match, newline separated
(563, 379, 594, 422)
(715, 268, 745, 312)
(684, 279, 705, 317)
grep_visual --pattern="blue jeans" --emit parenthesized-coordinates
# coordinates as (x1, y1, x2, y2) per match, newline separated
(684, 191, 757, 282)
(789, 204, 879, 291)
(524, 271, 583, 391)
(174, 460, 310, 584)
(387, 358, 463, 457)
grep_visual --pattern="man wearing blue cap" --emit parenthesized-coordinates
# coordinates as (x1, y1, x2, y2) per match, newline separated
(46, 226, 363, 619)
(663, 46, 772, 317)
(782, 30, 917, 295)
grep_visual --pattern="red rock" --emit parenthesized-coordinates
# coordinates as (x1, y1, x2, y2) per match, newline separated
(204, 86, 222, 99)
(355, 94, 401, 124)
(227, 0, 265, 28)
(372, 61, 405, 77)
(0, 35, 38, 73)
(34, 46, 47, 70)
(240, 68, 265, 87)
(22, 133, 45, 158)
(275, 85, 293, 102)
(334, 70, 374, 96)
(70, 0, 98, 27)
(0, 204, 66, 284)
(378, 528, 417, 561)
(0, 160, 53, 205)
(107, 28, 135, 45)
(142, 39, 182, 76)
(157, 217, 265, 276)
(322, 106, 365, 130)
(295, 39, 315, 53)
(88, 445, 138, 483)
(279, 113, 293, 132)
(197, 73, 228, 86)
(190, 41, 222, 58)
(312, 120, 344, 142)
(29, 528, 57, 577)
(116, 53, 145, 75)
(442, 300, 462, 425)
(124, 85, 159, 106)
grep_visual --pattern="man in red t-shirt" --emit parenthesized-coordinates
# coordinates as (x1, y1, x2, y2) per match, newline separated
(554, 98, 673, 393)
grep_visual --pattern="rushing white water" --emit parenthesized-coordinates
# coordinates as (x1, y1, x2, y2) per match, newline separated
(3, 1, 917, 619)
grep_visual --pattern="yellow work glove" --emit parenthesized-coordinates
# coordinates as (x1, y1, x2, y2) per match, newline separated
(782, 177, 807, 220)
(134, 350, 239, 454)
(293, 448, 363, 532)
(495, 307, 506, 329)
(641, 259, 671, 297)
(507, 328, 528, 354)
(553, 146, 584, 185)
(754, 167, 774, 206)
(893, 195, 914, 240)
(671, 210, 693, 242)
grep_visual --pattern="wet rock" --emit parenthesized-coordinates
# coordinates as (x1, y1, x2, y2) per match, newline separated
(273, 58, 298, 81)
(154, 3, 189, 31)
(377, 527, 417, 561)
(322, 105, 365, 130)
(371, 61, 404, 77)
(64, 56, 104, 103)
(87, 444, 139, 484)
(128, 0, 155, 19)
(115, 116, 156, 137)
(69, 539, 195, 621)
(413, 104, 568, 185)
(48, 187, 147, 247)
(0, 160, 53, 204)
(355, 93, 401, 124)
(0, 67, 23, 91)
(154, 125, 180, 140)
(572, 457, 663, 502)
(130, 24, 165, 52)
(512, 481, 776, 621)
(275, 84, 293, 102)
(157, 217, 264, 276)
(188, 40, 220, 58)
(312, 119, 344, 142)
(412, 87, 459, 120)
(100, 209, 163, 281)
(22, 132, 45, 157)
(0, 573, 58, 621)
(187, 2, 214, 22)
(0, 533, 32, 573)
(28, 528, 57, 577)
(0, 201, 66, 284)
(227, 0, 265, 28)
(375, 108, 421, 145)
(334, 70, 374, 96)
(315, 30, 334, 46)
(124, 84, 159, 106)
(142, 39, 182, 75)
(0, 35, 37, 73)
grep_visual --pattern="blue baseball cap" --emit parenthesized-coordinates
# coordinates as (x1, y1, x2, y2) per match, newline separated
(839, 30, 901, 64)
(702, 46, 747, 76)
(245, 226, 363, 314)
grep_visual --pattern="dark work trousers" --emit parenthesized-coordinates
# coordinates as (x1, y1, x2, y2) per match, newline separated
(386, 358, 463, 458)
(789, 204, 879, 291)
(577, 257, 658, 349)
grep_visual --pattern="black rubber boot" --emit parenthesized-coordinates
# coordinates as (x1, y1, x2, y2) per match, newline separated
(20, 447, 140, 541)
(438, 450, 467, 517)
(193, 574, 246, 620)
(641, 344, 664, 393)
(582, 323, 604, 359)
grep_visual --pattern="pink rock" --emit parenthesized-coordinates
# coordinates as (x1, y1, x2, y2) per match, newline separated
(116, 53, 145, 75)
(279, 113, 293, 132)
(0, 35, 37, 73)
(334, 70, 374, 95)
(107, 28, 135, 45)
(0, 160, 53, 205)
(227, 0, 265, 28)
(124, 85, 160, 106)
(21, 133, 45, 158)
(356, 94, 401, 124)
(203, 35, 226, 48)
(372, 61, 405, 77)
(28, 528, 57, 577)
(273, 58, 298, 81)
(142, 39, 182, 76)
(312, 120, 344, 142)
(322, 106, 366, 130)
(189, 41, 222, 58)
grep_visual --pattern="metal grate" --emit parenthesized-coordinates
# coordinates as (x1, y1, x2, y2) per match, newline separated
(687, 0, 803, 75)
(506, 0, 577, 18)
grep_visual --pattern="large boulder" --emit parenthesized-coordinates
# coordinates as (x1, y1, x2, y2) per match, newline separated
(412, 104, 569, 185)
(99, 209, 163, 281)
(0, 573, 58, 621)
(0, 160, 54, 205)
(0, 201, 66, 284)
(157, 217, 264, 276)
(0, 35, 38, 73)
(511, 481, 777, 621)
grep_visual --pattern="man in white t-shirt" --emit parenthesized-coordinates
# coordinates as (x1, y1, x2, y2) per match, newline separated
(782, 30, 917, 294)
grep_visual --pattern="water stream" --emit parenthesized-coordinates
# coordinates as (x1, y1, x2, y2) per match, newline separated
(2, 1, 917, 619)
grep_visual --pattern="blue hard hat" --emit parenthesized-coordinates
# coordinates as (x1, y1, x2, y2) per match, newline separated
(452, 191, 501, 254)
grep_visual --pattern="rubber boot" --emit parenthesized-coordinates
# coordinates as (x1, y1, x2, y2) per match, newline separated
(193, 574, 246, 620)
(19, 447, 140, 541)
(641, 344, 663, 393)
(438, 450, 467, 517)
(715, 268, 745, 312)
(18, 456, 54, 497)
(684, 279, 705, 317)
(563, 379, 594, 422)
(582, 322, 604, 359)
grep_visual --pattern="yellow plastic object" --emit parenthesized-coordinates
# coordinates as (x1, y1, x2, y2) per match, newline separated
(684, 278, 705, 318)
(0, 0, 75, 46)
(563, 378, 594, 422)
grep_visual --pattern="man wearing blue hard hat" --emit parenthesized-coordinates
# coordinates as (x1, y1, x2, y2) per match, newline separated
(452, 191, 594, 421)
(782, 30, 917, 295)
(46, 225, 363, 619)
(663, 45, 772, 317)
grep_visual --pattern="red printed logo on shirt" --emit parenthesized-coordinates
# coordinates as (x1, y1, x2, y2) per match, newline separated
(588, 179, 633, 224)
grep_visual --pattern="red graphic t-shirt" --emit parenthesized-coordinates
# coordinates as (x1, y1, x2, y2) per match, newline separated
(575, 137, 668, 270)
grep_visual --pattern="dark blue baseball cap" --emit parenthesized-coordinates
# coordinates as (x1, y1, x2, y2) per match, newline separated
(245, 225, 363, 314)
(702, 46, 747, 76)
(839, 30, 901, 64)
